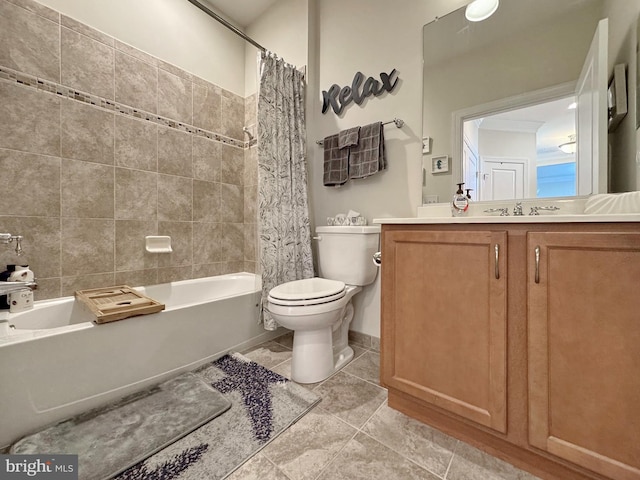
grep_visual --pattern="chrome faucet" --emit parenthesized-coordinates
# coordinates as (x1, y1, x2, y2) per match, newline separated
(483, 207, 509, 216)
(0, 233, 24, 256)
(513, 202, 524, 216)
(0, 281, 38, 296)
(529, 206, 561, 215)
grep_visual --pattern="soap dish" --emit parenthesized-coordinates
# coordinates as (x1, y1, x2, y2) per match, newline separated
(145, 236, 172, 253)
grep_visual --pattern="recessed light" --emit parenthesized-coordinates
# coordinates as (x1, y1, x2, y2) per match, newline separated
(465, 0, 500, 22)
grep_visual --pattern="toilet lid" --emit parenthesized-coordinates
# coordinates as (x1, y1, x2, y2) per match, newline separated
(268, 278, 346, 306)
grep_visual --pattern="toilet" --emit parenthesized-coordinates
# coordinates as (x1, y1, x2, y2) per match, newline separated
(267, 225, 380, 384)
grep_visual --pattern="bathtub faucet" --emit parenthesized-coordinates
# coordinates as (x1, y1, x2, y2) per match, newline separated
(0, 281, 38, 296)
(0, 233, 24, 256)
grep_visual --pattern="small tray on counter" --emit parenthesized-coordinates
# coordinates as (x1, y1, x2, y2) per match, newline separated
(75, 285, 165, 324)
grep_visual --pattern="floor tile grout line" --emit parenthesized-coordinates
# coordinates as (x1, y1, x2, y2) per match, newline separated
(443, 438, 462, 480)
(355, 430, 448, 480)
(339, 367, 384, 390)
(354, 399, 453, 479)
(306, 389, 389, 480)
(311, 428, 361, 480)
(261, 453, 294, 480)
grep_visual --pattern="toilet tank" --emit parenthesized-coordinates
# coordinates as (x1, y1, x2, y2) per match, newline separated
(315, 226, 380, 286)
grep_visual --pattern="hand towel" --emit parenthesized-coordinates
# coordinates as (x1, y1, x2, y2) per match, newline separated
(348, 122, 386, 179)
(322, 134, 348, 186)
(338, 126, 360, 149)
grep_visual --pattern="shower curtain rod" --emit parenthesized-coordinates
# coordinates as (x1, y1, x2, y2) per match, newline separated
(186, 0, 267, 52)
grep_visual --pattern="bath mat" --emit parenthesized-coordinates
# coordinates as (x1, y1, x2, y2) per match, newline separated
(10, 373, 232, 480)
(114, 352, 321, 480)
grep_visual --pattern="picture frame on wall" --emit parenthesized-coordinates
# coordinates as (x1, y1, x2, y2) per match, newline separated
(431, 155, 449, 174)
(608, 63, 627, 132)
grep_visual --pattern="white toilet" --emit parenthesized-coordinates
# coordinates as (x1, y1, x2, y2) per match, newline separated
(267, 225, 380, 384)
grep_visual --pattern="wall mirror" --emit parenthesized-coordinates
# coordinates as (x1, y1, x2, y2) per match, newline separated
(421, 0, 636, 204)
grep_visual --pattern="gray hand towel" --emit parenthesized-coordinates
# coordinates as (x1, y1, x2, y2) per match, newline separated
(338, 126, 360, 149)
(348, 122, 386, 179)
(323, 134, 348, 186)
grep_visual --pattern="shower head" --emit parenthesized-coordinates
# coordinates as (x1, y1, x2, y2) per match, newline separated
(242, 127, 255, 142)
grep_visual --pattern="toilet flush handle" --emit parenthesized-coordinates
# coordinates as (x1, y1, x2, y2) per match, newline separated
(373, 251, 382, 266)
(313, 235, 322, 241)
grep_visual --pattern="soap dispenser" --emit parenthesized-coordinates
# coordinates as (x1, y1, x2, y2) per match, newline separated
(452, 183, 469, 216)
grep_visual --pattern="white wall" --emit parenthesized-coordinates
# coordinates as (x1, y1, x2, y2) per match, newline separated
(36, 0, 247, 94)
(244, 0, 309, 96)
(603, 0, 640, 191)
(306, 0, 467, 337)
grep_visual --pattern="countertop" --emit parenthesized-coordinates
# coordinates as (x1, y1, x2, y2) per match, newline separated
(373, 214, 640, 224)
(373, 194, 640, 224)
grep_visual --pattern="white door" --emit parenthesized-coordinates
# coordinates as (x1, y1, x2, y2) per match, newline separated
(463, 139, 479, 201)
(576, 18, 608, 195)
(481, 159, 525, 201)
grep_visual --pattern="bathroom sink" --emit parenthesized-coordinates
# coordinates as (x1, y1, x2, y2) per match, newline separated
(415, 197, 586, 219)
(374, 194, 640, 225)
(583, 191, 640, 214)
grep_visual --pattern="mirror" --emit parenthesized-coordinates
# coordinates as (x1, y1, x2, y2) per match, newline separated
(421, 0, 637, 204)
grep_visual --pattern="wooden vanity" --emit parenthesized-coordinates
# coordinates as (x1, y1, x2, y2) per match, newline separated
(379, 219, 640, 480)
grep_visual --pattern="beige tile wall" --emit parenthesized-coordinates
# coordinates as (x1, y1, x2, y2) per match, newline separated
(0, 0, 258, 300)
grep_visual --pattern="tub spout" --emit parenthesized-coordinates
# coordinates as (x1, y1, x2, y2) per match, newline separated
(0, 281, 38, 295)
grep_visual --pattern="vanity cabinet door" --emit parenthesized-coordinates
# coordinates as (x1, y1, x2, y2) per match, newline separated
(528, 232, 640, 480)
(381, 230, 507, 433)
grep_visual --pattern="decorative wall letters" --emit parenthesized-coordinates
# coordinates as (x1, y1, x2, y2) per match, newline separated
(322, 69, 399, 115)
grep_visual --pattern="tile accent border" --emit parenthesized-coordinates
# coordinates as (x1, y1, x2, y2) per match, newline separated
(0, 65, 249, 150)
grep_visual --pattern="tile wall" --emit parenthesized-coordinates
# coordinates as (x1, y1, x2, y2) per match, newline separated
(0, 0, 258, 299)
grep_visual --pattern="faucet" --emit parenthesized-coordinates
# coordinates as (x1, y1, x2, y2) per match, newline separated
(0, 281, 38, 296)
(483, 207, 509, 216)
(0, 233, 24, 256)
(513, 202, 524, 216)
(529, 206, 561, 215)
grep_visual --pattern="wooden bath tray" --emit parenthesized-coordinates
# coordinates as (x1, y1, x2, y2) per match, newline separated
(75, 286, 165, 324)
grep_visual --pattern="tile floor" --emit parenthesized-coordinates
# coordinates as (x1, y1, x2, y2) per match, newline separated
(229, 334, 541, 480)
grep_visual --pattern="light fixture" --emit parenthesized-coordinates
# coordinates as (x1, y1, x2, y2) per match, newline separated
(559, 134, 576, 154)
(465, 0, 500, 22)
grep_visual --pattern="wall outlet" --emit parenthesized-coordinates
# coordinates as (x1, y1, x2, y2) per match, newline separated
(423, 195, 439, 204)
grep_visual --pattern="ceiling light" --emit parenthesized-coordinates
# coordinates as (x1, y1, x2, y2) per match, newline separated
(559, 134, 576, 154)
(465, 0, 500, 22)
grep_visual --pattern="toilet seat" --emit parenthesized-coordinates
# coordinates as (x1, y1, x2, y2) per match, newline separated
(268, 278, 346, 306)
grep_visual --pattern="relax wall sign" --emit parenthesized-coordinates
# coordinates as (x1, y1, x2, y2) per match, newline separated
(322, 69, 399, 115)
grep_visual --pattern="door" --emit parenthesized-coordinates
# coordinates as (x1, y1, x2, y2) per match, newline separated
(528, 232, 640, 480)
(481, 158, 526, 201)
(381, 229, 507, 432)
(576, 18, 608, 195)
(463, 138, 479, 201)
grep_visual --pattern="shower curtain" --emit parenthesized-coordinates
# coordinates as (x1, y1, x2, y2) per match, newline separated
(257, 51, 314, 330)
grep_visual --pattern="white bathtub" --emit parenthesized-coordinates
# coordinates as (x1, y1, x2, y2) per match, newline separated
(0, 273, 281, 449)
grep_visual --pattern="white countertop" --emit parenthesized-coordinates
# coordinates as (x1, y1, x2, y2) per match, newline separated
(373, 194, 640, 225)
(373, 214, 640, 225)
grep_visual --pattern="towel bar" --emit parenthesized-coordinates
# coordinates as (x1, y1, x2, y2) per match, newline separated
(316, 118, 404, 146)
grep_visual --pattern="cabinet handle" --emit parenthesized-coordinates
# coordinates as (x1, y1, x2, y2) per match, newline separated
(494, 244, 500, 279)
(535, 246, 540, 283)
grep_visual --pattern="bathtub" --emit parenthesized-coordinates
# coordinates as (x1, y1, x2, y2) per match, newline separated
(0, 273, 281, 449)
